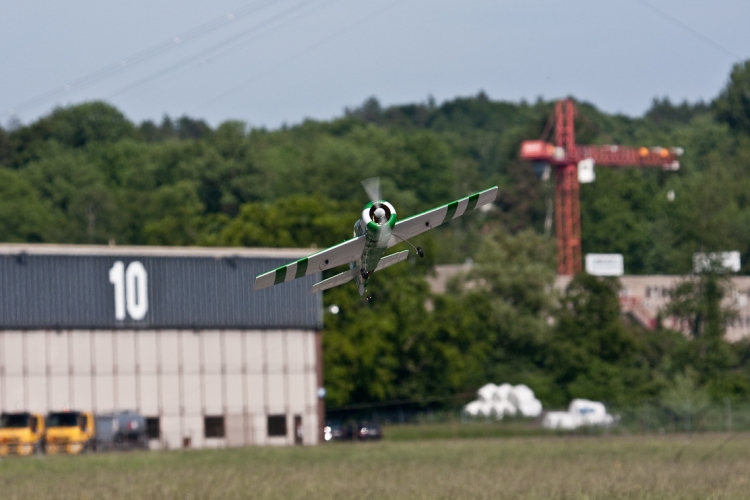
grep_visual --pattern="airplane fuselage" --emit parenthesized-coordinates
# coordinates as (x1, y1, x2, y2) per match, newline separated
(352, 200, 397, 293)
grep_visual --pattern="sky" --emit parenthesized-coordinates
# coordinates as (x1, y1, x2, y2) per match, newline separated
(1, 0, 748, 129)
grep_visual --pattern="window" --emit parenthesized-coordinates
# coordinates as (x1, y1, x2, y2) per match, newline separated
(204, 416, 225, 438)
(267, 415, 287, 437)
(47, 412, 79, 427)
(146, 417, 160, 440)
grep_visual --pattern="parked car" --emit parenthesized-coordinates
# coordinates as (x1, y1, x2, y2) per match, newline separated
(355, 422, 382, 441)
(323, 422, 353, 442)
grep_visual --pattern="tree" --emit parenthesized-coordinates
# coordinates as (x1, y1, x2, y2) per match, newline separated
(546, 274, 649, 406)
(0, 169, 58, 242)
(449, 229, 559, 402)
(663, 264, 739, 389)
(665, 265, 737, 341)
(11, 101, 137, 166)
(322, 261, 433, 405)
(714, 60, 750, 134)
(215, 195, 356, 249)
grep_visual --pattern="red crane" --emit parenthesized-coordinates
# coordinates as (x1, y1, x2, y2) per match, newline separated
(520, 99, 682, 275)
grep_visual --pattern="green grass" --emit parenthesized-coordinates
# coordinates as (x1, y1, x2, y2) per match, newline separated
(1, 434, 749, 499)
(383, 418, 551, 440)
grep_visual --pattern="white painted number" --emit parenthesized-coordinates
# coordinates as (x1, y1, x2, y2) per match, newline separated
(109, 261, 126, 320)
(125, 261, 149, 320)
(109, 261, 149, 320)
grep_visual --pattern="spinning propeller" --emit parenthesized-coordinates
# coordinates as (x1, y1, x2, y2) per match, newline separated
(362, 177, 388, 223)
(361, 177, 424, 258)
(361, 177, 380, 203)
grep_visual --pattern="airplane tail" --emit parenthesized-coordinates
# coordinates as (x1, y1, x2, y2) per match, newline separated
(310, 250, 410, 294)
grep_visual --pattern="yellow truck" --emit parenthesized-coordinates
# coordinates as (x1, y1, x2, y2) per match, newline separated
(45, 410, 95, 454)
(0, 412, 46, 456)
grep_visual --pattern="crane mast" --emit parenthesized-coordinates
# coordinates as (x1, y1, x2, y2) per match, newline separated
(520, 99, 681, 275)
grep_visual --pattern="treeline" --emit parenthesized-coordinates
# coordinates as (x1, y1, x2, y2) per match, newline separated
(1, 61, 750, 409)
(324, 229, 750, 411)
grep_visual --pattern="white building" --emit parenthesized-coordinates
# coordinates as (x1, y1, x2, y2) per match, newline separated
(427, 265, 750, 341)
(0, 244, 324, 448)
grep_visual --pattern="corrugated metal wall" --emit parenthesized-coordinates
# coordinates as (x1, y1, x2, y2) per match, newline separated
(0, 329, 320, 447)
(0, 253, 322, 330)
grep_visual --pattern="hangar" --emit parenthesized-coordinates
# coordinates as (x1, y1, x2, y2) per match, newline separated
(0, 244, 324, 449)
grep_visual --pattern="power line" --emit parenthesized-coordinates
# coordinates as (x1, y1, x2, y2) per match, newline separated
(192, 0, 406, 114)
(3, 0, 287, 118)
(631, 0, 742, 61)
(105, 0, 338, 100)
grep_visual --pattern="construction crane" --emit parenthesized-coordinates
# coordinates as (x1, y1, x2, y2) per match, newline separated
(520, 99, 682, 276)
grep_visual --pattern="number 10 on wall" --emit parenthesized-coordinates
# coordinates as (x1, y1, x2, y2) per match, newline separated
(109, 261, 149, 320)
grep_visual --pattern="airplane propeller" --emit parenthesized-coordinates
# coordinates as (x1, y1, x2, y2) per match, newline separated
(361, 177, 380, 203)
(361, 176, 425, 259)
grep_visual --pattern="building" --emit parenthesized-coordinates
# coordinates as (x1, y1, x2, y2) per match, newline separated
(0, 244, 324, 449)
(427, 265, 750, 341)
(611, 275, 750, 342)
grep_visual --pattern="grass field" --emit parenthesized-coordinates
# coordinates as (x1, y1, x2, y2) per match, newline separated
(1, 434, 749, 499)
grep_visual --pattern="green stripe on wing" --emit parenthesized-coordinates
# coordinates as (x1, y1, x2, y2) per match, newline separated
(442, 201, 459, 224)
(466, 193, 480, 211)
(274, 266, 287, 285)
(388, 186, 498, 246)
(294, 257, 308, 279)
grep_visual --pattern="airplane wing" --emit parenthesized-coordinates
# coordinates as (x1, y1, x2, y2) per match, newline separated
(388, 186, 498, 246)
(310, 250, 410, 294)
(254, 236, 366, 291)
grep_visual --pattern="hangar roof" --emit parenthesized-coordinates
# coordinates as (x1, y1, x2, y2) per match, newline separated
(0, 243, 311, 259)
(0, 244, 322, 330)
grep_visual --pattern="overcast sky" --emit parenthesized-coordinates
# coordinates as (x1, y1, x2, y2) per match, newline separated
(1, 0, 748, 129)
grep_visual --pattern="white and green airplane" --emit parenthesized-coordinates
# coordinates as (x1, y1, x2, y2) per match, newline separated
(254, 178, 498, 295)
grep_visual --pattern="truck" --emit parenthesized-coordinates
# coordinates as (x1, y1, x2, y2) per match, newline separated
(93, 411, 149, 451)
(45, 410, 95, 454)
(0, 412, 46, 456)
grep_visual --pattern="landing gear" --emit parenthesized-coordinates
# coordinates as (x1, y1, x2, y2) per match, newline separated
(416, 246, 424, 258)
(360, 268, 370, 280)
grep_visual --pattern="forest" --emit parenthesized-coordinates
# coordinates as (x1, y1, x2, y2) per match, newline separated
(2, 60, 750, 411)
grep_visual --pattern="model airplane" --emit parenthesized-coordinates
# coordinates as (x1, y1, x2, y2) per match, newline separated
(254, 178, 498, 295)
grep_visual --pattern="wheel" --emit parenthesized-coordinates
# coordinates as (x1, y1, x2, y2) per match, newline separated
(360, 268, 370, 279)
(416, 247, 424, 258)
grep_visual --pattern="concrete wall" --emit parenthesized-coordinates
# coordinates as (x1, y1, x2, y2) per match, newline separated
(0, 329, 320, 448)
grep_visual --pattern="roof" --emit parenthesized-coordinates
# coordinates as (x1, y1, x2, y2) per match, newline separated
(0, 244, 322, 330)
(0, 243, 312, 259)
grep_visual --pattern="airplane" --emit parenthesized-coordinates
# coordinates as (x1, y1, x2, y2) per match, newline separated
(253, 178, 498, 295)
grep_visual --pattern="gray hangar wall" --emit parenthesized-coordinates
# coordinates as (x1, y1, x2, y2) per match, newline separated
(0, 244, 324, 448)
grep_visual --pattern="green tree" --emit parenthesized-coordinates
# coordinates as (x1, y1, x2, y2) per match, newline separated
(10, 101, 136, 166)
(322, 262, 433, 405)
(715, 60, 750, 134)
(448, 229, 558, 402)
(547, 274, 649, 406)
(663, 264, 739, 393)
(216, 195, 357, 249)
(0, 169, 58, 242)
